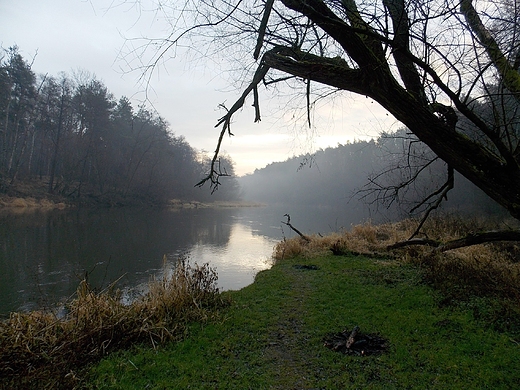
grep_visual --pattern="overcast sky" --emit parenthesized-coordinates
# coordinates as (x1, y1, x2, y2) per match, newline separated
(0, 0, 397, 176)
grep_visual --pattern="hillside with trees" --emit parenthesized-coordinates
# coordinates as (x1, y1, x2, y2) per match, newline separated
(0, 47, 240, 205)
(140, 0, 520, 224)
(239, 132, 504, 220)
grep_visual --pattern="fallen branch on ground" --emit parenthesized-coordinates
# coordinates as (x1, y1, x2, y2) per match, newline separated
(387, 230, 520, 252)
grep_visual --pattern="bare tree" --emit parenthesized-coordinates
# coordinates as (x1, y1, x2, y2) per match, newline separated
(127, 0, 520, 221)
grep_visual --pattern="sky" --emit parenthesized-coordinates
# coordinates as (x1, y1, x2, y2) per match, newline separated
(0, 0, 397, 176)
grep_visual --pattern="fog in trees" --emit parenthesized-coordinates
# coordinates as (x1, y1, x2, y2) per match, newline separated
(0, 47, 240, 205)
(239, 132, 504, 221)
(136, 0, 520, 223)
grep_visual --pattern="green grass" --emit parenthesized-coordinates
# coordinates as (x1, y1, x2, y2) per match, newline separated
(87, 255, 520, 389)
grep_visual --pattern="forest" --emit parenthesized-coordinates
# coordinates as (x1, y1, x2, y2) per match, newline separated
(239, 130, 505, 220)
(0, 46, 240, 206)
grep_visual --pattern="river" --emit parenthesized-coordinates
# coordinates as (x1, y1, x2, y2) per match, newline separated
(0, 204, 375, 316)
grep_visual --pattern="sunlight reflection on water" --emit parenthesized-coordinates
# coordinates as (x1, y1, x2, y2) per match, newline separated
(188, 223, 277, 290)
(120, 222, 278, 306)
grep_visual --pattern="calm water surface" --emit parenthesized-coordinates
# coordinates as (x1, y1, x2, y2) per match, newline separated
(0, 204, 372, 316)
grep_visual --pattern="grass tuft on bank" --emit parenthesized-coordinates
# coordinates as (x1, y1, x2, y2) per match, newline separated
(0, 259, 228, 389)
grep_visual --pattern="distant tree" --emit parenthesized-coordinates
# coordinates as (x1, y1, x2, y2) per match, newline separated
(0, 46, 37, 183)
(37, 75, 74, 193)
(0, 48, 242, 204)
(132, 0, 520, 221)
(71, 78, 116, 197)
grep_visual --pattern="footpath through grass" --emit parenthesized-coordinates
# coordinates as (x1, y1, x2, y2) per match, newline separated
(87, 254, 520, 389)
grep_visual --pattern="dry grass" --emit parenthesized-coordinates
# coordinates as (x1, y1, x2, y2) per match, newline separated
(0, 258, 228, 389)
(273, 220, 409, 260)
(274, 215, 520, 323)
(0, 196, 68, 210)
(274, 215, 519, 261)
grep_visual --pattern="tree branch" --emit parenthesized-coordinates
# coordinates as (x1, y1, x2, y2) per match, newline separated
(279, 0, 388, 70)
(196, 62, 270, 191)
(263, 46, 367, 94)
(436, 231, 520, 252)
(383, 0, 427, 103)
(461, 0, 520, 103)
(254, 0, 275, 60)
(282, 214, 311, 242)
(409, 165, 454, 239)
(388, 230, 520, 252)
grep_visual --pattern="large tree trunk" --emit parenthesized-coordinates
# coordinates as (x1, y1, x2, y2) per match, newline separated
(375, 78, 520, 220)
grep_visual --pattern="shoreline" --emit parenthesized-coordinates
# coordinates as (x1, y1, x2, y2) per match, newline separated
(167, 199, 265, 209)
(0, 195, 69, 210)
(0, 195, 264, 211)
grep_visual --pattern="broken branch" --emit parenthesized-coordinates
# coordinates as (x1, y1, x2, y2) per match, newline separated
(388, 230, 520, 252)
(282, 214, 311, 242)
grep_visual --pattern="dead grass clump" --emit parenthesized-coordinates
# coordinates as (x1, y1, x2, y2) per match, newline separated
(420, 245, 520, 300)
(0, 195, 69, 210)
(273, 222, 406, 262)
(0, 258, 228, 389)
(274, 233, 341, 261)
(10, 197, 29, 207)
(418, 246, 520, 333)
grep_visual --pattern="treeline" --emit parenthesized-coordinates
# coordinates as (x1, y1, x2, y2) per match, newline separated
(0, 47, 239, 205)
(239, 131, 504, 218)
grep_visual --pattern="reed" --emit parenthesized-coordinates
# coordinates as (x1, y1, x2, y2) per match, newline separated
(0, 258, 228, 389)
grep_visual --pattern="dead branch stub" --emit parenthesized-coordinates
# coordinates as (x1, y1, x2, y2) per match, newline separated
(282, 214, 311, 243)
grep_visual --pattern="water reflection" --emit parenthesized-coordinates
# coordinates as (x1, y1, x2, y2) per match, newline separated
(188, 223, 275, 290)
(0, 207, 279, 316)
(0, 203, 376, 317)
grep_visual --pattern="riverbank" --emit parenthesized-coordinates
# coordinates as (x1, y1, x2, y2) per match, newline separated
(3, 216, 520, 388)
(167, 199, 265, 209)
(0, 260, 229, 389)
(0, 176, 253, 210)
(0, 195, 68, 210)
(0, 177, 71, 210)
(88, 253, 520, 389)
(0, 195, 262, 210)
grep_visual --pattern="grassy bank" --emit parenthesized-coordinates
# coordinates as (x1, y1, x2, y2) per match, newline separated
(87, 253, 520, 389)
(0, 260, 228, 389)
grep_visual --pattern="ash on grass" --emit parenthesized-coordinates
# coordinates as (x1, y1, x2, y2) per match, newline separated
(323, 327, 389, 356)
(0, 258, 228, 390)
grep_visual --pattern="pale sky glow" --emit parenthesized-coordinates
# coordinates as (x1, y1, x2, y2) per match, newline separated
(0, 0, 398, 176)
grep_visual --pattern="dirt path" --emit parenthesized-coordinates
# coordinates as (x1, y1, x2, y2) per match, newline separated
(263, 264, 320, 389)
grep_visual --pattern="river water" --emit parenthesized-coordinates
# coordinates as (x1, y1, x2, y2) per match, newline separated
(0, 204, 374, 316)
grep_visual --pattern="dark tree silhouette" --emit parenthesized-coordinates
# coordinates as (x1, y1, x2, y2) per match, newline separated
(130, 0, 520, 221)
